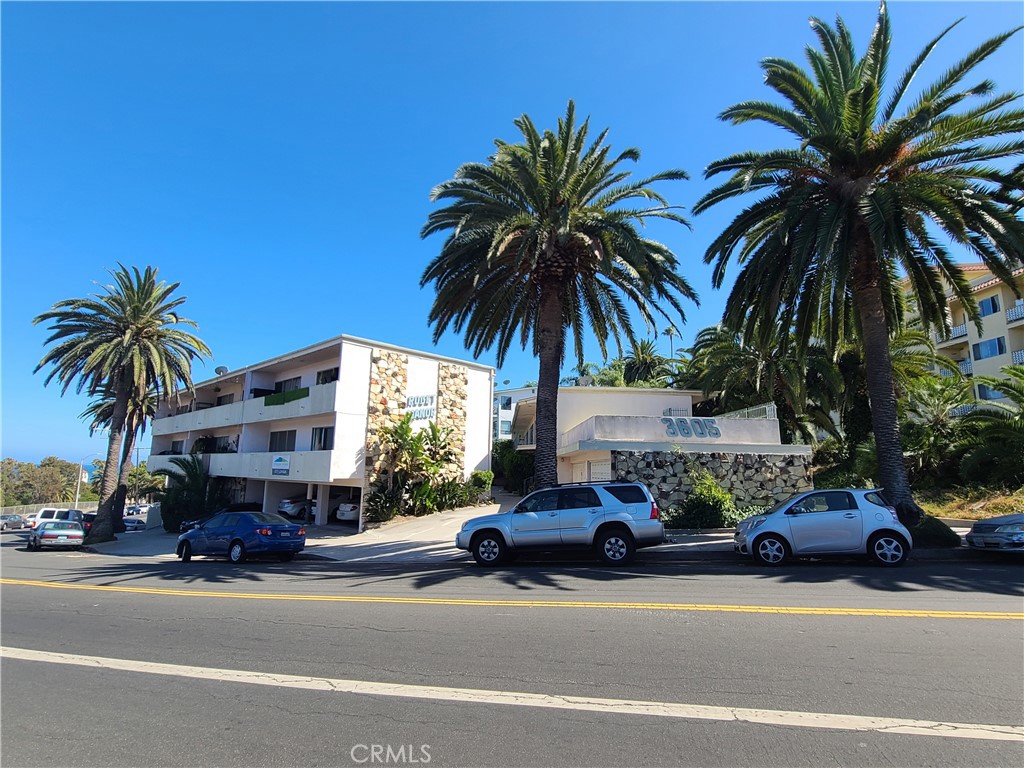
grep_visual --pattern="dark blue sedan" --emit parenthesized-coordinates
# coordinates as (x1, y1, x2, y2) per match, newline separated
(176, 511, 305, 563)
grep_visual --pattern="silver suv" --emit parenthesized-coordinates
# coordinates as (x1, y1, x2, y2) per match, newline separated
(455, 482, 664, 566)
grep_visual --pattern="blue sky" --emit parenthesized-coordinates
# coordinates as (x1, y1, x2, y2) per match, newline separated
(3, 1, 1022, 464)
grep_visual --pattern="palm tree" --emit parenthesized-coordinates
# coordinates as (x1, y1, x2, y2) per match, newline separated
(662, 326, 678, 358)
(961, 365, 1024, 484)
(901, 376, 977, 480)
(623, 339, 672, 386)
(693, 2, 1024, 523)
(34, 265, 210, 542)
(421, 101, 698, 487)
(81, 386, 158, 530)
(153, 455, 222, 533)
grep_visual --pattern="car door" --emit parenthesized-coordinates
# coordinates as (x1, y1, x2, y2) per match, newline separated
(205, 514, 240, 554)
(557, 487, 603, 545)
(191, 514, 226, 554)
(510, 490, 562, 547)
(786, 491, 862, 553)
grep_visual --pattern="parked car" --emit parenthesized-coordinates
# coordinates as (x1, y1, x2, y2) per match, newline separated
(329, 502, 360, 523)
(176, 511, 305, 564)
(82, 512, 97, 535)
(28, 521, 85, 551)
(122, 517, 146, 531)
(31, 509, 84, 529)
(455, 482, 664, 566)
(180, 502, 263, 533)
(126, 506, 142, 516)
(29, 507, 61, 529)
(965, 513, 1024, 554)
(277, 494, 313, 520)
(1, 514, 27, 531)
(734, 489, 913, 567)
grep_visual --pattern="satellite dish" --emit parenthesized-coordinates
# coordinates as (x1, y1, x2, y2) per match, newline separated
(577, 375, 594, 386)
(215, 366, 228, 376)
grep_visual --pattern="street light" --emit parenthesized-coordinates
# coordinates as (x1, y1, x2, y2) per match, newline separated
(74, 453, 102, 509)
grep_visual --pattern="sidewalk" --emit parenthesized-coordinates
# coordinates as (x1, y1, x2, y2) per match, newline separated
(83, 499, 977, 564)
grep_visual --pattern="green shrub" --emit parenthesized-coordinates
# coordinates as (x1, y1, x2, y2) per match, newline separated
(812, 437, 844, 467)
(813, 462, 868, 490)
(469, 470, 494, 493)
(501, 450, 534, 495)
(435, 478, 475, 510)
(909, 515, 962, 548)
(663, 470, 741, 529)
(364, 484, 403, 523)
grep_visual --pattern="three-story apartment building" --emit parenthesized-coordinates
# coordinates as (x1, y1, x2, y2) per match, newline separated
(148, 336, 493, 529)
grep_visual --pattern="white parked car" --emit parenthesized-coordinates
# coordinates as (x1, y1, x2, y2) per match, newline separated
(734, 489, 913, 567)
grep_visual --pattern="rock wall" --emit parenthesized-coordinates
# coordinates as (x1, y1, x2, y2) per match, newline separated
(364, 349, 409, 489)
(436, 363, 468, 478)
(611, 450, 812, 509)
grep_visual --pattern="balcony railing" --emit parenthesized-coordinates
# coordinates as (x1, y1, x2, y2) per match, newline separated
(718, 402, 778, 420)
(950, 405, 976, 418)
(1013, 349, 1024, 365)
(936, 323, 968, 344)
(1007, 304, 1024, 323)
(959, 360, 973, 375)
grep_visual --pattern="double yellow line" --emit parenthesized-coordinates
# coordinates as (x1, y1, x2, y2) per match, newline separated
(2, 578, 1020, 620)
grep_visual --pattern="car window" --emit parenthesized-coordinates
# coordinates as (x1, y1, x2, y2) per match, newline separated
(203, 514, 226, 528)
(50, 522, 81, 530)
(249, 512, 293, 525)
(39, 511, 56, 520)
(559, 488, 601, 509)
(518, 490, 560, 513)
(221, 514, 241, 528)
(864, 492, 892, 509)
(793, 492, 855, 512)
(603, 485, 647, 504)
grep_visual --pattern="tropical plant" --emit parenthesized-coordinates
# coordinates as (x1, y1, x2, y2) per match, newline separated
(153, 455, 225, 533)
(662, 325, 678, 358)
(901, 376, 977, 481)
(623, 339, 672, 386)
(421, 101, 698, 488)
(663, 469, 744, 529)
(127, 462, 164, 501)
(960, 365, 1024, 484)
(34, 265, 210, 541)
(693, 1, 1024, 522)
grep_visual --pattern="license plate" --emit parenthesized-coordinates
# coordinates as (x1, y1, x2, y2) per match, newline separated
(280, 532, 291, 537)
(59, 536, 68, 539)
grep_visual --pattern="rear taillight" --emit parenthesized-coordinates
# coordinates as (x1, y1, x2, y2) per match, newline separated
(650, 502, 660, 520)
(298, 528, 306, 536)
(256, 527, 273, 536)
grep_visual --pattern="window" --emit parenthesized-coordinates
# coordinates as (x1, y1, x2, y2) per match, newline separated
(221, 514, 240, 529)
(605, 485, 647, 504)
(978, 295, 1000, 317)
(864, 491, 893, 510)
(212, 435, 233, 453)
(518, 490, 560, 513)
(499, 396, 512, 410)
(268, 430, 296, 452)
(317, 367, 339, 385)
(499, 420, 512, 436)
(977, 384, 1006, 401)
(311, 426, 335, 451)
(559, 488, 601, 509)
(972, 337, 1007, 361)
(791, 491, 855, 512)
(176, 404, 191, 415)
(274, 376, 302, 394)
(216, 393, 235, 406)
(170, 440, 184, 455)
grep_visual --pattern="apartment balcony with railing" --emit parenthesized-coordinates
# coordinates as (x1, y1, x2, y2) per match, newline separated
(1013, 348, 1024, 365)
(935, 323, 968, 345)
(1008, 304, 1024, 324)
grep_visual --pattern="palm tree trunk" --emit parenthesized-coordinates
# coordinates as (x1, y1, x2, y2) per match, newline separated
(87, 381, 130, 543)
(113, 415, 138, 534)
(533, 284, 564, 490)
(852, 240, 924, 526)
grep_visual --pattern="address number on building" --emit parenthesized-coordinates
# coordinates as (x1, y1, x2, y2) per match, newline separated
(661, 417, 721, 439)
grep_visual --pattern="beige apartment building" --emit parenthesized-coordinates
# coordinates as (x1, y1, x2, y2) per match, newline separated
(921, 264, 1024, 402)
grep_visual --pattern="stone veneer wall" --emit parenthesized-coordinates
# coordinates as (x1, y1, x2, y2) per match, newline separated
(364, 349, 409, 490)
(611, 450, 812, 509)
(436, 363, 469, 479)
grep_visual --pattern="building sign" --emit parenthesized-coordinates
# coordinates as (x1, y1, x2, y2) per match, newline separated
(406, 395, 436, 421)
(272, 455, 290, 476)
(661, 417, 721, 439)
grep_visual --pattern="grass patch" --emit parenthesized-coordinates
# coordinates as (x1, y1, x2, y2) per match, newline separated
(914, 487, 1024, 520)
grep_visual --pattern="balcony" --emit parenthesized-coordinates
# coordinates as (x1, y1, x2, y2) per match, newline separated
(959, 360, 973, 375)
(935, 323, 968, 345)
(152, 400, 245, 436)
(1013, 349, 1024, 365)
(209, 450, 335, 482)
(1008, 304, 1024, 324)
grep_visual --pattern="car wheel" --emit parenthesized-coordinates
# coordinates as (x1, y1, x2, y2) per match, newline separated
(278, 553, 295, 562)
(471, 532, 505, 566)
(596, 528, 636, 566)
(868, 532, 908, 567)
(753, 534, 789, 566)
(179, 541, 192, 562)
(1, 523, 7, 531)
(228, 540, 247, 564)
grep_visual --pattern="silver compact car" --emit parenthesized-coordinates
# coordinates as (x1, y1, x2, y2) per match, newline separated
(28, 521, 85, 551)
(734, 489, 913, 567)
(456, 482, 664, 566)
(965, 514, 1024, 554)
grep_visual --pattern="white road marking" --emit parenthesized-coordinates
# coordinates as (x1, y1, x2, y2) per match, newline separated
(2, 646, 1020, 742)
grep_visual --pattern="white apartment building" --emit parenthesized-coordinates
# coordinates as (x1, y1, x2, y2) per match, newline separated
(493, 386, 536, 442)
(148, 336, 494, 529)
(919, 264, 1024, 401)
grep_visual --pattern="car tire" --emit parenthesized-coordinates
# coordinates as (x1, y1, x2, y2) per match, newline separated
(1, 523, 7, 531)
(753, 534, 789, 566)
(228, 540, 247, 564)
(868, 532, 909, 567)
(596, 528, 636, 566)
(179, 541, 192, 562)
(278, 553, 295, 563)
(470, 531, 506, 566)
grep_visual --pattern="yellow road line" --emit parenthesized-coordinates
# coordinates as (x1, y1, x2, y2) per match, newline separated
(1, 578, 1020, 620)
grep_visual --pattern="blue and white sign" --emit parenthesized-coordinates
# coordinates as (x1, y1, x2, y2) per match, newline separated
(272, 455, 290, 476)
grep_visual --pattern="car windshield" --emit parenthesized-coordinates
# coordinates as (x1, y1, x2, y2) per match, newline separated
(247, 512, 294, 525)
(44, 522, 81, 531)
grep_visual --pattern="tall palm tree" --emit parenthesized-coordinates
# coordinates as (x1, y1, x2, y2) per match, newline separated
(421, 101, 698, 487)
(662, 325, 678, 357)
(623, 339, 672, 386)
(34, 265, 210, 542)
(693, 2, 1024, 522)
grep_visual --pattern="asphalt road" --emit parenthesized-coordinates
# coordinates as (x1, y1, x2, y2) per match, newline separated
(1, 531, 1022, 767)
